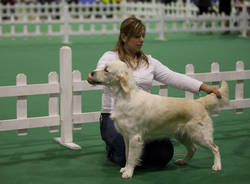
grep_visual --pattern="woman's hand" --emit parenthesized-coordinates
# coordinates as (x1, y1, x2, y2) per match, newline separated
(200, 83, 222, 99)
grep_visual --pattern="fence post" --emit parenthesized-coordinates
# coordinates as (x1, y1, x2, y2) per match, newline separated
(211, 62, 220, 88)
(185, 64, 194, 99)
(235, 61, 244, 114)
(240, 4, 248, 38)
(157, 3, 166, 41)
(159, 85, 168, 96)
(48, 72, 60, 133)
(11, 16, 15, 38)
(16, 74, 28, 136)
(62, 2, 70, 44)
(73, 70, 82, 130)
(54, 46, 81, 150)
(211, 62, 220, 116)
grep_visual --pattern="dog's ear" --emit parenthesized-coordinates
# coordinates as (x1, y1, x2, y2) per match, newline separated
(119, 75, 130, 94)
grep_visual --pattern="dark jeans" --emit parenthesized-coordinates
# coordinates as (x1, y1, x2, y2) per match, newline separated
(100, 113, 174, 167)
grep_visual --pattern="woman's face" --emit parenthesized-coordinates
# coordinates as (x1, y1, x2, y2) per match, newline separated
(122, 31, 145, 55)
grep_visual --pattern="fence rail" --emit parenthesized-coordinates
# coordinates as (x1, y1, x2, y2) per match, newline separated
(0, 46, 250, 149)
(0, 1, 249, 42)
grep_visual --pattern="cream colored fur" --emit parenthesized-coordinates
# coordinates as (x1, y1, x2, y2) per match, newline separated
(88, 61, 229, 179)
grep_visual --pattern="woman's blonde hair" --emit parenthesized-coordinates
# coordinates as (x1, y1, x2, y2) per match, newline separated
(113, 16, 149, 69)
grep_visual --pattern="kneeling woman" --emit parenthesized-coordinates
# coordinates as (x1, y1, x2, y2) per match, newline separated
(91, 16, 221, 167)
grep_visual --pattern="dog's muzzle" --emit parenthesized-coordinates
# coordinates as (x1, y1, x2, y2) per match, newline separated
(87, 71, 102, 85)
(90, 71, 95, 77)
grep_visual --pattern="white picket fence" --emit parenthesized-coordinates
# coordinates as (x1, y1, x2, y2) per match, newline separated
(0, 1, 249, 43)
(0, 46, 250, 149)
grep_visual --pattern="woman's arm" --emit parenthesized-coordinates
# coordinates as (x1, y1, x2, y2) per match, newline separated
(151, 57, 202, 94)
(151, 57, 221, 98)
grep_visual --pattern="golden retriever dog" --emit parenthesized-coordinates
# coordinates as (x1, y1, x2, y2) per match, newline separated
(87, 61, 229, 179)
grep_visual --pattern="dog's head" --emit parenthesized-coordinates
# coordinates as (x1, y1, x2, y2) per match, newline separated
(87, 60, 136, 94)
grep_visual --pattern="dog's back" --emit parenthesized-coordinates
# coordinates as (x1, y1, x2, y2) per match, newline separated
(115, 81, 229, 140)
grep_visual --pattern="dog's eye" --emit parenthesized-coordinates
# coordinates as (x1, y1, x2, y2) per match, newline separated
(104, 67, 109, 73)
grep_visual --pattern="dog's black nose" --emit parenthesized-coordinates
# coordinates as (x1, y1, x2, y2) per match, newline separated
(91, 72, 95, 76)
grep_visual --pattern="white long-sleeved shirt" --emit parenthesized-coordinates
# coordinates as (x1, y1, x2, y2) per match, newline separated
(96, 51, 203, 113)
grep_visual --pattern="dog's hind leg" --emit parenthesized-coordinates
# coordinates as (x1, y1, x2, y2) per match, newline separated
(193, 116, 221, 171)
(196, 139, 221, 171)
(174, 134, 196, 165)
(120, 134, 143, 179)
(207, 142, 221, 171)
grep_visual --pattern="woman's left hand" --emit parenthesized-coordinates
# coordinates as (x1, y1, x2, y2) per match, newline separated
(200, 83, 222, 99)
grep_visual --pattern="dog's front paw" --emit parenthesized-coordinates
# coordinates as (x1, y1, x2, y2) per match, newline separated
(174, 159, 187, 165)
(212, 164, 221, 171)
(122, 169, 133, 179)
(120, 167, 126, 173)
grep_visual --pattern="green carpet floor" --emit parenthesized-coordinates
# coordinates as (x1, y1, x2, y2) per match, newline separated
(0, 32, 250, 184)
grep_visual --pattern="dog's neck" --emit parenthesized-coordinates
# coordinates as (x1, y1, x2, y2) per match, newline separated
(109, 77, 137, 102)
(111, 86, 129, 101)
(109, 84, 135, 100)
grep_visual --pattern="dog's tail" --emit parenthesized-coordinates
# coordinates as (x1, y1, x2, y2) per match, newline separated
(196, 81, 229, 114)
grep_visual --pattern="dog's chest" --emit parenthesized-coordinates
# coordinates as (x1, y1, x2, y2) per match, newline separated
(111, 104, 144, 133)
